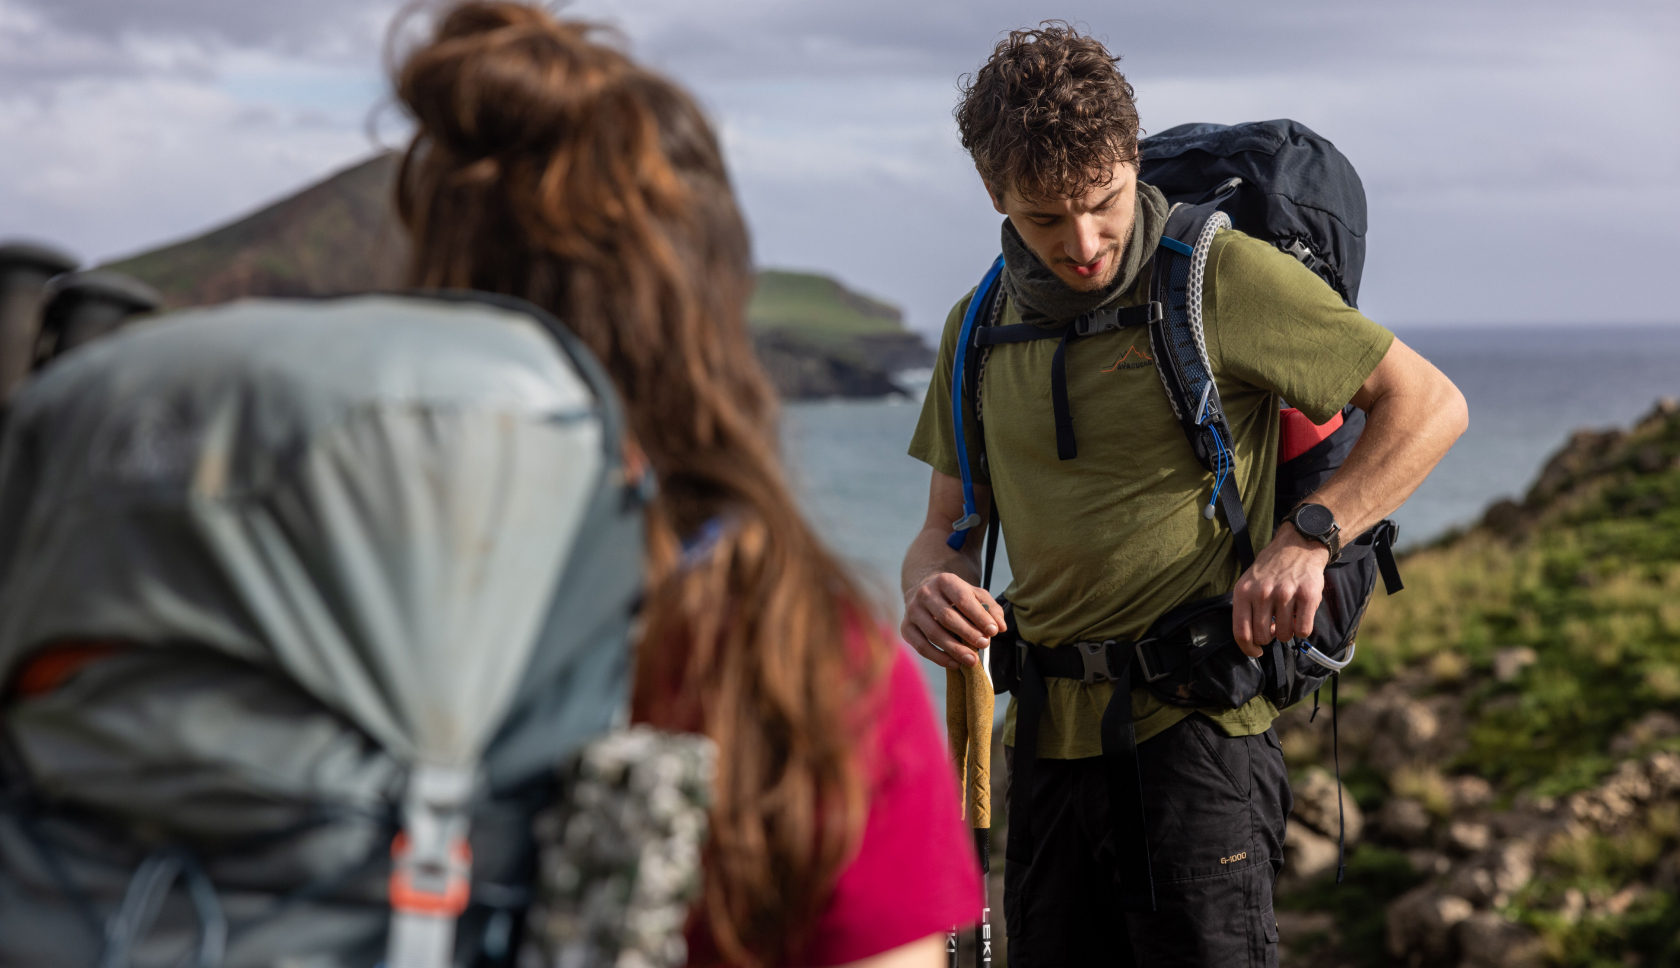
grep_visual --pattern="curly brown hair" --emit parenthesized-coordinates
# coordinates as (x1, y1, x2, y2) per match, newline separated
(955, 22, 1141, 201)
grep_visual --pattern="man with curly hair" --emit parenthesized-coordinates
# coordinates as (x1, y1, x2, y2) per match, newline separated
(900, 22, 1466, 967)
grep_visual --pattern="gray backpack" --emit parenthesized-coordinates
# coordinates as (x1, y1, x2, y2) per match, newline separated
(0, 293, 646, 968)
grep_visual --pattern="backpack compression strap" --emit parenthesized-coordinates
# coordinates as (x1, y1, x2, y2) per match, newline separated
(1149, 202, 1257, 571)
(947, 256, 1007, 550)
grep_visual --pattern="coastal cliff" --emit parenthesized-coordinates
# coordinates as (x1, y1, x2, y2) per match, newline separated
(103, 153, 930, 399)
(1268, 398, 1680, 968)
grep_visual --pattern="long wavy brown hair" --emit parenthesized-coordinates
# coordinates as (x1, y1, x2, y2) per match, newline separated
(392, 3, 888, 964)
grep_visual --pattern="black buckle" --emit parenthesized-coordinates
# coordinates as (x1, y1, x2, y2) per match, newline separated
(1072, 301, 1162, 338)
(1073, 311, 1114, 338)
(1076, 640, 1117, 685)
(1133, 638, 1170, 683)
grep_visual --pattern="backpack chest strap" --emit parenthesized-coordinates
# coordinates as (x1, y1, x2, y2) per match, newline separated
(974, 301, 1161, 462)
(975, 301, 1160, 347)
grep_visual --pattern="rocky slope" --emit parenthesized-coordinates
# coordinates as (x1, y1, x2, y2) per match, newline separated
(1272, 398, 1680, 968)
(963, 399, 1680, 968)
(103, 153, 930, 399)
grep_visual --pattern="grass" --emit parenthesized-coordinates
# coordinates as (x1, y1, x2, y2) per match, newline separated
(1507, 803, 1680, 967)
(1347, 431, 1680, 799)
(1277, 845, 1426, 966)
(1278, 405, 1680, 965)
(746, 270, 905, 342)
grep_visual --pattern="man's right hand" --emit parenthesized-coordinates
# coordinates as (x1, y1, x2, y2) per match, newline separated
(901, 571, 1007, 670)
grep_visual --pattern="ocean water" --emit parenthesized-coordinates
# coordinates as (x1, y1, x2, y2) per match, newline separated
(781, 323, 1680, 708)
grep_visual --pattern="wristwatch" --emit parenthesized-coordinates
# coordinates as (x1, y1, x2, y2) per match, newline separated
(1285, 503, 1342, 563)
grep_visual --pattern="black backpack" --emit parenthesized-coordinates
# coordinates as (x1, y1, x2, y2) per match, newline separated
(951, 119, 1402, 713)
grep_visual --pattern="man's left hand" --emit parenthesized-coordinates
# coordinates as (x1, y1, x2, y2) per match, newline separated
(1232, 523, 1330, 656)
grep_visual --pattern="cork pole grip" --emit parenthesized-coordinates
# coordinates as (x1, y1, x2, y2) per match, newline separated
(946, 667, 969, 806)
(946, 663, 994, 828)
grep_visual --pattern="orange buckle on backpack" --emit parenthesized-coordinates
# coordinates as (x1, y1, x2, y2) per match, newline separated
(388, 831, 472, 917)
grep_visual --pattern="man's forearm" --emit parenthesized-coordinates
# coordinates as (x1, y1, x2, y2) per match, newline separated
(901, 472, 1006, 667)
(1235, 340, 1465, 649)
(901, 525, 983, 597)
(1312, 349, 1468, 536)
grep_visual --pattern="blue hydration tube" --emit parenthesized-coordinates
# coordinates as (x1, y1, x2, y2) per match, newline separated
(947, 255, 1007, 551)
(1195, 383, 1233, 521)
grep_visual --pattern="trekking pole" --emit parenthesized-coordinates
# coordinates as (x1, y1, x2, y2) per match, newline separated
(947, 661, 994, 968)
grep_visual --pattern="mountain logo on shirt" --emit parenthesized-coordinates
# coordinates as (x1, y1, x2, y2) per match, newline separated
(1102, 345, 1154, 372)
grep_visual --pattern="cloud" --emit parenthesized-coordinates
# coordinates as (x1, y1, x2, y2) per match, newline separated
(0, 0, 399, 263)
(1, 0, 1674, 329)
(18, 0, 400, 57)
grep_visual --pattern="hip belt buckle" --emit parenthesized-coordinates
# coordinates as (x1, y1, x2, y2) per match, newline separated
(1133, 638, 1171, 683)
(1077, 640, 1117, 685)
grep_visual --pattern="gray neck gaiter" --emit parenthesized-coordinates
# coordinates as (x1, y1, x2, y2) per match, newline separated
(999, 180, 1168, 327)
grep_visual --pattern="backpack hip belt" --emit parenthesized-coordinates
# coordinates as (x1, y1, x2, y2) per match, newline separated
(1007, 632, 1155, 913)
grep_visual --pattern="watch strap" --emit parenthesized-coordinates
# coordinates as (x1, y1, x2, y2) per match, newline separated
(1287, 503, 1343, 563)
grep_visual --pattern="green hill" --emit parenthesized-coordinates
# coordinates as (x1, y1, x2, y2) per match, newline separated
(106, 153, 408, 307)
(1269, 399, 1680, 968)
(104, 152, 929, 397)
(749, 270, 904, 340)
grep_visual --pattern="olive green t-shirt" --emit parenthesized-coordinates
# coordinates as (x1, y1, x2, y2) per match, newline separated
(909, 228, 1394, 759)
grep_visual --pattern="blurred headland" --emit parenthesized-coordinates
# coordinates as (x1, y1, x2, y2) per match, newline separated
(103, 153, 931, 399)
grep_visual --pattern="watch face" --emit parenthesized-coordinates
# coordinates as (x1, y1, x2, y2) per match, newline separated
(1296, 504, 1335, 536)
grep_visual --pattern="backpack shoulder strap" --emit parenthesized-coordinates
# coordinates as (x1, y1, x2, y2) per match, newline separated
(1149, 198, 1257, 571)
(947, 256, 1006, 551)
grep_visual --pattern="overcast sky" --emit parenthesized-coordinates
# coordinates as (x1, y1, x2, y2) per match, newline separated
(1, 0, 1675, 335)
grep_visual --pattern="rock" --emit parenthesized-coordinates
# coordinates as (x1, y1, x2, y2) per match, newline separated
(1397, 699, 1441, 746)
(1527, 428, 1624, 505)
(1488, 840, 1535, 896)
(1379, 797, 1434, 846)
(1642, 396, 1680, 425)
(1283, 823, 1340, 884)
(1604, 759, 1654, 803)
(1407, 848, 1452, 877)
(853, 331, 934, 371)
(1636, 444, 1668, 474)
(1368, 698, 1441, 774)
(1454, 911, 1546, 968)
(1604, 885, 1646, 917)
(1448, 840, 1534, 906)
(1569, 760, 1654, 830)
(1610, 711, 1680, 756)
(1291, 766, 1364, 843)
(1481, 499, 1525, 537)
(1386, 887, 1472, 965)
(1449, 775, 1494, 810)
(1490, 806, 1557, 844)
(1649, 751, 1680, 795)
(1447, 866, 1499, 907)
(1447, 821, 1491, 855)
(752, 331, 900, 399)
(1491, 647, 1538, 683)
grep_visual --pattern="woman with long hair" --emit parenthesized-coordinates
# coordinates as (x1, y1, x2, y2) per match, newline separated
(393, 5, 982, 966)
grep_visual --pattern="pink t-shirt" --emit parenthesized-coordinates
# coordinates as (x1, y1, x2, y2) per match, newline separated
(683, 644, 985, 967)
(788, 646, 985, 965)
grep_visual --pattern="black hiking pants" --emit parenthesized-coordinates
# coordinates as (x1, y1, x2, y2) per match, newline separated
(1003, 714, 1291, 967)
